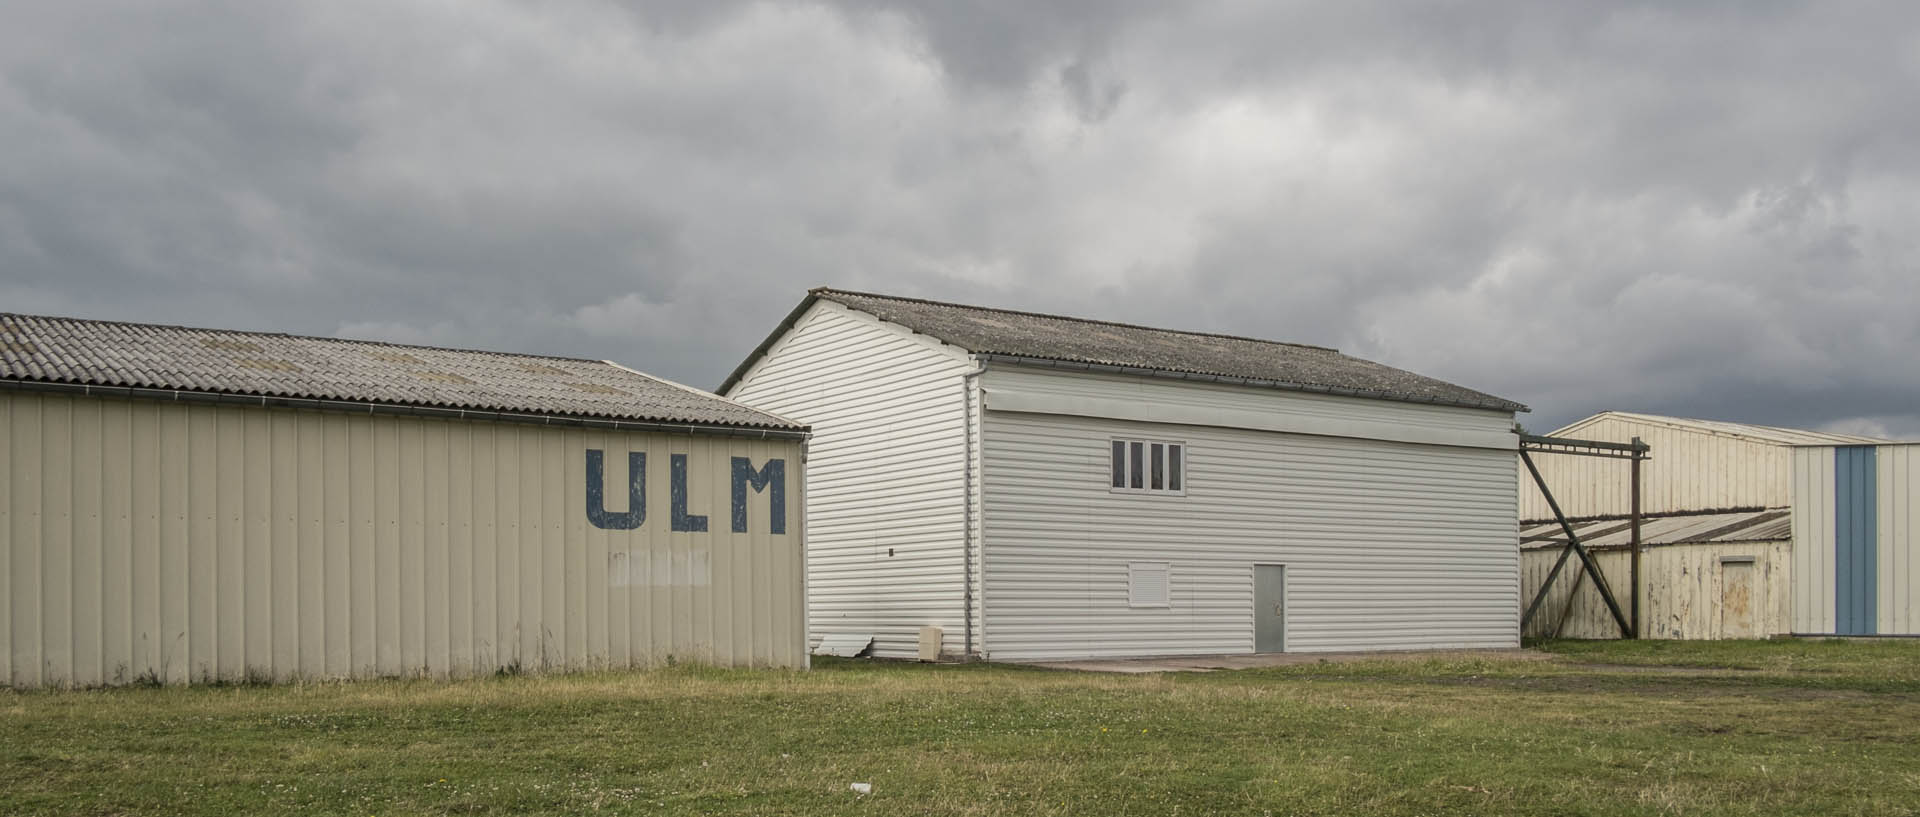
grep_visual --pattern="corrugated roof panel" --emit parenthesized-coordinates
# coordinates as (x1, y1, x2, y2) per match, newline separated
(793, 289, 1526, 413)
(0, 313, 802, 430)
(1521, 509, 1793, 549)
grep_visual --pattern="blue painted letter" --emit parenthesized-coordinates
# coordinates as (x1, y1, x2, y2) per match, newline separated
(731, 457, 786, 534)
(671, 453, 709, 532)
(586, 449, 646, 530)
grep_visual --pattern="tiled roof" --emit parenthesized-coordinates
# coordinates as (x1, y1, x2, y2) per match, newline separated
(727, 288, 1525, 413)
(0, 313, 801, 431)
(1520, 508, 1792, 549)
(1554, 411, 1889, 446)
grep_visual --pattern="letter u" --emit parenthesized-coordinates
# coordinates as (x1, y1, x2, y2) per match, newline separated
(586, 449, 646, 530)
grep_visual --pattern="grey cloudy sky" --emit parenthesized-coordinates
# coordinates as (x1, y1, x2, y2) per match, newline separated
(4, 1, 1917, 435)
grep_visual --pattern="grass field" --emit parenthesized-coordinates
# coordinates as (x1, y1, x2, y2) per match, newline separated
(4, 639, 1919, 816)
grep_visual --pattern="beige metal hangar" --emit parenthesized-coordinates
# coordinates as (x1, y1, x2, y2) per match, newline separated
(1, 313, 808, 688)
(1519, 411, 1886, 640)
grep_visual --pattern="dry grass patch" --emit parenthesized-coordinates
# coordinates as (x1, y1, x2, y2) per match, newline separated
(3, 640, 1918, 815)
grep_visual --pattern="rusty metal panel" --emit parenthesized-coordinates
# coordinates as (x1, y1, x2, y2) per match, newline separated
(1, 390, 806, 687)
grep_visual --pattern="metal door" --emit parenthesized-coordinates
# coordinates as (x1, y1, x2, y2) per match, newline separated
(1255, 564, 1286, 653)
(1720, 559, 1757, 639)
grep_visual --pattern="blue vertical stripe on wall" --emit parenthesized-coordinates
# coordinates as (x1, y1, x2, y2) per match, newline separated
(1833, 446, 1878, 635)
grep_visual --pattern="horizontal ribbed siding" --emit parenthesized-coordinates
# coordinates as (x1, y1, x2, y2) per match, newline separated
(2, 391, 805, 687)
(986, 366, 1507, 437)
(981, 408, 1519, 661)
(727, 302, 972, 659)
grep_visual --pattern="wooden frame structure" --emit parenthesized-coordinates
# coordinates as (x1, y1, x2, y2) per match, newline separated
(1519, 434, 1650, 639)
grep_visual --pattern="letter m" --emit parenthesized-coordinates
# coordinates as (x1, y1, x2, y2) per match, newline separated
(730, 457, 786, 534)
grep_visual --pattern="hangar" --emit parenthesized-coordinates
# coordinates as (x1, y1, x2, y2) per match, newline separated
(1519, 411, 1898, 640)
(1, 313, 807, 687)
(724, 289, 1527, 661)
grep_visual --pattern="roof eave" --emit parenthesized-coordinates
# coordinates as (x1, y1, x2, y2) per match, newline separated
(0, 377, 811, 440)
(976, 353, 1529, 414)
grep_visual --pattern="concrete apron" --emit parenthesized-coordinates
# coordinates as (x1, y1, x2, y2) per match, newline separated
(1020, 648, 1550, 674)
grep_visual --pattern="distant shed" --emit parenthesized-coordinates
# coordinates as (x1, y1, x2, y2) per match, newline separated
(1, 313, 808, 687)
(1522, 412, 1890, 640)
(1522, 510, 1791, 639)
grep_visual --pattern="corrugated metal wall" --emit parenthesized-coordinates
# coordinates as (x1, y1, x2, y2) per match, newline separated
(726, 300, 974, 660)
(1879, 446, 1919, 635)
(1792, 443, 1920, 636)
(1834, 446, 1878, 634)
(1792, 444, 1920, 636)
(1791, 446, 1836, 634)
(2, 391, 805, 687)
(1520, 415, 1793, 520)
(1520, 542, 1791, 639)
(978, 368, 1520, 660)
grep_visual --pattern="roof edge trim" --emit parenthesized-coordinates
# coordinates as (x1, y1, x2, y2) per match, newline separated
(979, 353, 1529, 413)
(0, 377, 811, 440)
(717, 292, 823, 395)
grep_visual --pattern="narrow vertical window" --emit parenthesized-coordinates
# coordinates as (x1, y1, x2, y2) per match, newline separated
(1168, 444, 1183, 491)
(1110, 440, 1126, 488)
(1150, 443, 1165, 490)
(1129, 442, 1144, 489)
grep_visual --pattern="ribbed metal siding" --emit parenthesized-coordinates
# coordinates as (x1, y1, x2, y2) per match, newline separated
(726, 301, 973, 659)
(1791, 446, 1837, 634)
(1520, 416, 1796, 520)
(1521, 542, 1791, 639)
(1, 391, 805, 687)
(1834, 446, 1878, 635)
(980, 405, 1519, 660)
(1880, 446, 1919, 634)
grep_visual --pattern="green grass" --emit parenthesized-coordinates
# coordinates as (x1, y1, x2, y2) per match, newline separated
(5, 640, 1919, 816)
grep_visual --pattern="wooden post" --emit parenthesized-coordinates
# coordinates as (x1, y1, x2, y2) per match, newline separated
(1629, 437, 1644, 640)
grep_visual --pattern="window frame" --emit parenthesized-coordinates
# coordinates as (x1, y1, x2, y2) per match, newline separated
(1109, 437, 1188, 496)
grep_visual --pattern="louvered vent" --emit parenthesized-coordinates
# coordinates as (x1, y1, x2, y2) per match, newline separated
(1128, 561, 1171, 608)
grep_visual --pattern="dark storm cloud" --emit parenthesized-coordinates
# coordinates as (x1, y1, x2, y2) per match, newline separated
(3, 1, 1917, 435)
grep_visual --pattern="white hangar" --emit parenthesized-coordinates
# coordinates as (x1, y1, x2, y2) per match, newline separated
(722, 289, 1528, 661)
(2, 313, 807, 687)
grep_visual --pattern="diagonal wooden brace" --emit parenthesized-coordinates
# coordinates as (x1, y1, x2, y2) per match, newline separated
(1520, 449, 1633, 638)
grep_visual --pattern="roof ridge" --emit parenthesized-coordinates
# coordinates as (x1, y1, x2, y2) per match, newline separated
(811, 287, 1341, 354)
(0, 311, 603, 365)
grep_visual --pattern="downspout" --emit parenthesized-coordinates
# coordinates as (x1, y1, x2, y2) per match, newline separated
(961, 357, 987, 658)
(800, 432, 812, 670)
